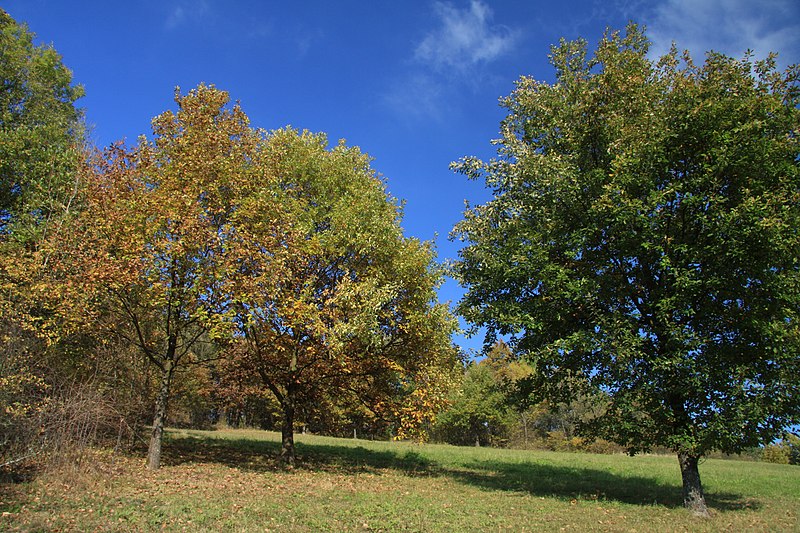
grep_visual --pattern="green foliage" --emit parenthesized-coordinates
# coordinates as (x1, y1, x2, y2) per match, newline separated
(0, 9, 84, 242)
(523, 395, 608, 440)
(762, 442, 791, 464)
(452, 24, 800, 461)
(791, 435, 800, 466)
(433, 360, 517, 446)
(433, 341, 617, 452)
(223, 126, 459, 459)
(0, 10, 85, 468)
(762, 434, 800, 465)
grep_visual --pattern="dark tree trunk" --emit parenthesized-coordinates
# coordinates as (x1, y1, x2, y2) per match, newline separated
(147, 342, 175, 470)
(280, 385, 297, 467)
(677, 452, 709, 516)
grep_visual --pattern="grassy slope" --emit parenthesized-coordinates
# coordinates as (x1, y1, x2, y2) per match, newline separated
(2, 428, 798, 531)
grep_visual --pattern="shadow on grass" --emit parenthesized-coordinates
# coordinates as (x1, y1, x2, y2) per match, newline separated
(161, 434, 433, 477)
(160, 433, 757, 512)
(443, 459, 758, 511)
(160, 435, 281, 472)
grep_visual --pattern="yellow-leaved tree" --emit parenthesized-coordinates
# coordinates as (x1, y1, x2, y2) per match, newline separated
(45, 85, 258, 469)
(223, 128, 459, 466)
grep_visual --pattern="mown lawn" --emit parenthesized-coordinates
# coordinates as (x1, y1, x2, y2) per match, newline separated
(2, 428, 798, 531)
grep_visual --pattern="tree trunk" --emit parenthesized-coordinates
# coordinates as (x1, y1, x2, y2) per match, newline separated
(521, 412, 529, 447)
(147, 356, 175, 470)
(677, 452, 709, 517)
(280, 386, 297, 467)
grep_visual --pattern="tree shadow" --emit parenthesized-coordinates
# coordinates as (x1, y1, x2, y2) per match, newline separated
(160, 433, 758, 512)
(160, 435, 281, 472)
(299, 443, 435, 477)
(442, 459, 759, 511)
(160, 435, 434, 477)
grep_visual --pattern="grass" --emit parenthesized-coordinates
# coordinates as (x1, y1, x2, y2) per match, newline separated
(2, 428, 798, 531)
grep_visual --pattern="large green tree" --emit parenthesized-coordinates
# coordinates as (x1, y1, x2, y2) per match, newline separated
(452, 25, 800, 515)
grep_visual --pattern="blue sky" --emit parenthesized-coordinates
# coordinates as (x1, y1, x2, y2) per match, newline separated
(5, 0, 799, 355)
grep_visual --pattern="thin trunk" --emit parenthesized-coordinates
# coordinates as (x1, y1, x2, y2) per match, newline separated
(280, 385, 297, 467)
(677, 452, 709, 517)
(521, 412, 529, 447)
(147, 345, 176, 470)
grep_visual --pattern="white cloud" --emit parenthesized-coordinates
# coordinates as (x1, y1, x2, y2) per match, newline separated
(415, 0, 519, 72)
(383, 1, 520, 123)
(644, 0, 800, 66)
(165, 6, 185, 30)
(164, 0, 211, 30)
(383, 73, 448, 124)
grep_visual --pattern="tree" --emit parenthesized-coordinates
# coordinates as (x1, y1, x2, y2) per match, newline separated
(0, 9, 84, 242)
(452, 24, 800, 515)
(45, 85, 255, 469)
(226, 127, 458, 465)
(0, 9, 84, 467)
(433, 350, 517, 447)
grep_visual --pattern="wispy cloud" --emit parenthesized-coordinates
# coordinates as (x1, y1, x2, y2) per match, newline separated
(644, 0, 800, 65)
(164, 0, 211, 30)
(383, 73, 448, 124)
(383, 1, 519, 123)
(291, 28, 325, 60)
(414, 0, 519, 73)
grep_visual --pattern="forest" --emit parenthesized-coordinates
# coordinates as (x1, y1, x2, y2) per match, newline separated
(2, 9, 799, 522)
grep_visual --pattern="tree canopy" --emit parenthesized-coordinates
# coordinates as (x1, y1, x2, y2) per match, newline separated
(41, 84, 458, 468)
(433, 342, 520, 448)
(452, 24, 800, 514)
(0, 9, 84, 242)
(45, 85, 259, 469)
(224, 127, 458, 465)
(0, 9, 84, 468)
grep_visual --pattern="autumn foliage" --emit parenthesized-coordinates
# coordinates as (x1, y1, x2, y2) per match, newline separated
(28, 85, 458, 469)
(219, 127, 458, 464)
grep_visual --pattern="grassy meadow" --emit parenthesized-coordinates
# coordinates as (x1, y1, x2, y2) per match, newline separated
(2, 428, 798, 531)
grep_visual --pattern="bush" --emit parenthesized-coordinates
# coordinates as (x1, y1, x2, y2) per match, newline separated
(762, 443, 791, 464)
(761, 436, 800, 465)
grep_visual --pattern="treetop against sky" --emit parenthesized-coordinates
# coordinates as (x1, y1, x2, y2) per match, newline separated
(4, 0, 798, 353)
